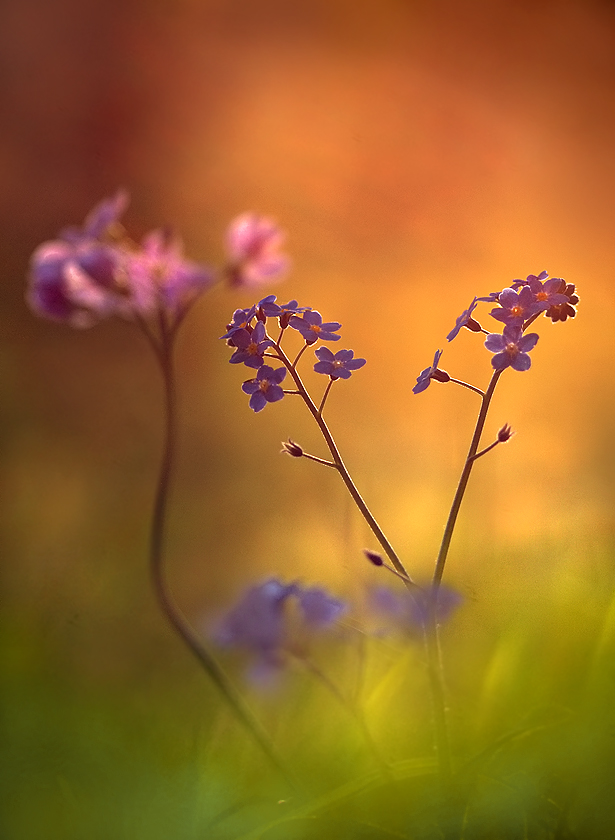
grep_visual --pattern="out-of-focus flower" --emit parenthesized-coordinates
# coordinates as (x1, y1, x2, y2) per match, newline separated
(289, 310, 341, 344)
(544, 281, 579, 322)
(489, 286, 542, 326)
(27, 191, 130, 328)
(213, 578, 346, 683)
(369, 583, 462, 635)
(225, 214, 290, 287)
(412, 349, 449, 394)
(446, 297, 480, 342)
(485, 324, 539, 371)
(125, 229, 213, 320)
(229, 321, 274, 368)
(242, 365, 287, 411)
(313, 347, 366, 380)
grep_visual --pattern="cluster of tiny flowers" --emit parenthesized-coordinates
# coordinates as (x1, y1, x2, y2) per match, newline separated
(413, 270, 579, 393)
(222, 295, 366, 412)
(27, 192, 289, 329)
(212, 578, 346, 683)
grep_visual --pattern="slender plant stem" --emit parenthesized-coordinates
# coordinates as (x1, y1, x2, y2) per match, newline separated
(424, 366, 503, 791)
(273, 344, 418, 589)
(433, 368, 503, 589)
(448, 377, 485, 398)
(148, 330, 296, 789)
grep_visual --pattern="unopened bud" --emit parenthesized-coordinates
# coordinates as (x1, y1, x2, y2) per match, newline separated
(497, 423, 514, 443)
(465, 317, 482, 333)
(364, 549, 384, 567)
(281, 438, 303, 457)
(431, 368, 451, 383)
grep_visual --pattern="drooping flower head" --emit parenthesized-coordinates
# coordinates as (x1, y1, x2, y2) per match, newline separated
(412, 349, 449, 394)
(225, 214, 290, 287)
(485, 324, 539, 371)
(242, 365, 287, 412)
(446, 297, 480, 342)
(313, 347, 366, 380)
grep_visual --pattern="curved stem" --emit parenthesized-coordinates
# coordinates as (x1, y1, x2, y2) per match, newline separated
(273, 345, 418, 589)
(149, 331, 296, 789)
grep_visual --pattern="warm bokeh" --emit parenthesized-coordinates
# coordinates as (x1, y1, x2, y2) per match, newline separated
(3, 0, 615, 836)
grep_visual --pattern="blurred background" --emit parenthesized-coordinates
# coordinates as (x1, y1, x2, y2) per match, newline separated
(2, 0, 615, 836)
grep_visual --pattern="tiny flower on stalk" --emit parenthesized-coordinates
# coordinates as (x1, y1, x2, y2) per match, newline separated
(229, 321, 274, 368)
(281, 439, 303, 457)
(289, 310, 341, 344)
(489, 286, 543, 327)
(220, 305, 257, 340)
(446, 297, 481, 342)
(412, 349, 450, 394)
(485, 324, 539, 372)
(313, 347, 366, 380)
(242, 365, 287, 412)
(225, 214, 290, 287)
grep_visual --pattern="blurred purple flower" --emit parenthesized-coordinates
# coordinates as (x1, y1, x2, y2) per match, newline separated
(125, 229, 214, 320)
(369, 584, 462, 634)
(242, 365, 287, 411)
(412, 349, 449, 394)
(225, 213, 290, 287)
(489, 286, 542, 326)
(229, 321, 274, 368)
(214, 578, 346, 683)
(289, 310, 341, 344)
(27, 191, 130, 327)
(313, 347, 366, 380)
(446, 297, 480, 342)
(485, 324, 539, 371)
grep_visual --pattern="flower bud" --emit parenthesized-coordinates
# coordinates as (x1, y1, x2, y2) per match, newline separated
(364, 549, 384, 567)
(281, 439, 303, 457)
(497, 423, 514, 443)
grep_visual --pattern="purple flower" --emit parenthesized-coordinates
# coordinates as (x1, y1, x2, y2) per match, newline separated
(220, 305, 257, 340)
(544, 281, 579, 322)
(213, 578, 346, 683)
(229, 321, 274, 368)
(412, 349, 449, 394)
(485, 324, 539, 371)
(125, 229, 213, 319)
(27, 191, 130, 328)
(242, 365, 287, 411)
(289, 310, 341, 344)
(525, 274, 569, 309)
(369, 584, 462, 635)
(446, 297, 480, 342)
(225, 213, 290, 287)
(489, 286, 542, 326)
(313, 347, 366, 380)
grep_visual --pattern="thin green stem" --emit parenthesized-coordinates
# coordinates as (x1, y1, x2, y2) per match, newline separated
(274, 345, 418, 589)
(148, 330, 296, 789)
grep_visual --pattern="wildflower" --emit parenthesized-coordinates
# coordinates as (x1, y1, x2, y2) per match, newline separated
(525, 274, 569, 309)
(369, 584, 462, 635)
(281, 439, 304, 457)
(446, 297, 480, 342)
(213, 578, 346, 683)
(489, 286, 543, 326)
(220, 305, 257, 340)
(257, 296, 308, 328)
(27, 191, 130, 327)
(485, 324, 539, 371)
(242, 365, 287, 412)
(225, 213, 290, 287)
(313, 347, 366, 380)
(125, 229, 213, 320)
(544, 280, 579, 322)
(412, 349, 449, 394)
(229, 321, 274, 368)
(289, 310, 341, 344)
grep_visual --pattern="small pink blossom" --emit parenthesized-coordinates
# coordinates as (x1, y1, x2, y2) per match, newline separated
(225, 213, 290, 287)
